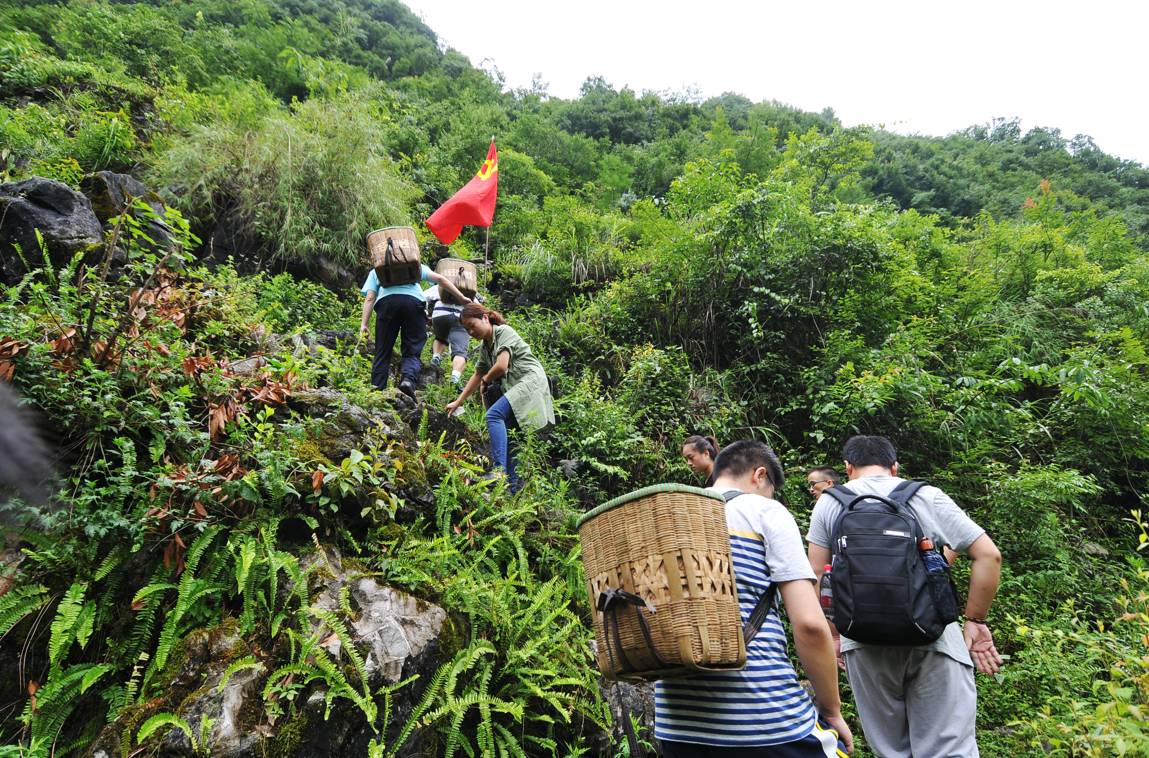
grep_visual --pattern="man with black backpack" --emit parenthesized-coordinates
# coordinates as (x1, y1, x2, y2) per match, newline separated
(806, 435, 1002, 757)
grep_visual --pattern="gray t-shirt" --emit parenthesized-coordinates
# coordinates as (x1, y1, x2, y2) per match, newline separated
(806, 474, 985, 665)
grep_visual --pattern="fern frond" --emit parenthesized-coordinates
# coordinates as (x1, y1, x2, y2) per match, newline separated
(136, 712, 194, 748)
(0, 584, 49, 639)
(91, 547, 126, 582)
(215, 656, 264, 693)
(24, 663, 113, 748)
(48, 582, 87, 668)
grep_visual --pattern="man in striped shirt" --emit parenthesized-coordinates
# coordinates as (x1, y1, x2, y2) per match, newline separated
(656, 440, 853, 757)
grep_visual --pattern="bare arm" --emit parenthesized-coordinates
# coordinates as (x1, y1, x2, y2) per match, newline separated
(428, 271, 471, 305)
(482, 350, 511, 383)
(779, 579, 853, 754)
(445, 370, 483, 415)
(359, 292, 376, 337)
(808, 543, 845, 670)
(962, 533, 1003, 674)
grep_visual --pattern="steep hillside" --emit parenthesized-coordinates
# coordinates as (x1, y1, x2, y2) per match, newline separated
(1, 1, 1148, 756)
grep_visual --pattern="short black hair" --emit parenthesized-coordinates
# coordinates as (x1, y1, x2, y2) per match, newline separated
(713, 440, 784, 489)
(807, 466, 840, 484)
(841, 435, 897, 469)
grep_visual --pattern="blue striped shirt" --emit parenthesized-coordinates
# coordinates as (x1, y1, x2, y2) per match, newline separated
(655, 491, 818, 747)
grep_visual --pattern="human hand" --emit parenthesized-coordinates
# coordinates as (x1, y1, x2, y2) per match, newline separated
(832, 629, 845, 671)
(445, 399, 462, 416)
(819, 710, 853, 754)
(358, 324, 368, 340)
(963, 620, 1002, 675)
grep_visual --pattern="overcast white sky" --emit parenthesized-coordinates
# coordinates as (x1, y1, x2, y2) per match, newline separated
(403, 0, 1148, 166)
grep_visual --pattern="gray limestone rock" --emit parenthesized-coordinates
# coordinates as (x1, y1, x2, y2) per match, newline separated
(0, 177, 103, 285)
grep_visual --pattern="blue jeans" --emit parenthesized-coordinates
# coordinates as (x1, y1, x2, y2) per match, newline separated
(485, 394, 521, 490)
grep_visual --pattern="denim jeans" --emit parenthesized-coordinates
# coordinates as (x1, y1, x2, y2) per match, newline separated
(485, 394, 521, 490)
(372, 294, 427, 389)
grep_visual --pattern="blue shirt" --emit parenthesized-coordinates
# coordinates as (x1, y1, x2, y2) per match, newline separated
(655, 491, 818, 747)
(361, 264, 433, 301)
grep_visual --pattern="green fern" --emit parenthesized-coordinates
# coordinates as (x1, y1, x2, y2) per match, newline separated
(0, 584, 49, 639)
(136, 711, 195, 750)
(48, 581, 87, 668)
(21, 662, 113, 753)
(215, 655, 264, 693)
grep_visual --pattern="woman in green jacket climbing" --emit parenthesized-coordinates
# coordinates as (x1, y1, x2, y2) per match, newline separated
(445, 303, 554, 491)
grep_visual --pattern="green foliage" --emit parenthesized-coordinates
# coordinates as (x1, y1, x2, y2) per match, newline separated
(151, 83, 418, 270)
(2, 1, 1149, 755)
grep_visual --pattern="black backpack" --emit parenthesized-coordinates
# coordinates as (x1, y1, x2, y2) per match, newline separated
(825, 480, 959, 645)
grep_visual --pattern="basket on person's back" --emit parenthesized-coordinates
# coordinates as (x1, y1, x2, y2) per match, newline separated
(367, 226, 421, 286)
(576, 484, 752, 681)
(435, 257, 478, 304)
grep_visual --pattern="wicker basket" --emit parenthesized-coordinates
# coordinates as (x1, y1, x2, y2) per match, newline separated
(435, 257, 478, 304)
(576, 484, 746, 681)
(367, 226, 421, 286)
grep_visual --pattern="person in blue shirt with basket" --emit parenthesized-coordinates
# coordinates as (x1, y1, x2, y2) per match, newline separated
(358, 227, 471, 395)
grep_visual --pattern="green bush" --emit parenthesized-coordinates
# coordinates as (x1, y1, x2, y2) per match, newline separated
(151, 83, 418, 270)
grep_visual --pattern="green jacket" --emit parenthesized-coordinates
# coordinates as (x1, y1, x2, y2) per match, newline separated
(478, 324, 555, 432)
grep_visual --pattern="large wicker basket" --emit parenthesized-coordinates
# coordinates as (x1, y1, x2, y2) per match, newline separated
(367, 226, 421, 286)
(435, 257, 478, 304)
(576, 484, 746, 681)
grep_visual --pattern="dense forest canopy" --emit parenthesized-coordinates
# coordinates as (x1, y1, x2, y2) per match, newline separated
(0, 0, 1147, 755)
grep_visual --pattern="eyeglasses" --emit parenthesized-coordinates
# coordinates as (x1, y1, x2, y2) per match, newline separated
(807, 480, 832, 490)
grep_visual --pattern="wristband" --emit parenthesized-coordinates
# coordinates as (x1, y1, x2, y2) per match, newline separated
(965, 617, 988, 625)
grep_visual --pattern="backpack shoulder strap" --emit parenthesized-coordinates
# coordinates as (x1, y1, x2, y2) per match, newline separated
(823, 484, 856, 508)
(721, 489, 780, 643)
(886, 480, 926, 507)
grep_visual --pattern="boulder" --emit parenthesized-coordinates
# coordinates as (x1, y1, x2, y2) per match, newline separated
(0, 177, 103, 285)
(87, 550, 449, 758)
(284, 387, 409, 463)
(80, 171, 177, 253)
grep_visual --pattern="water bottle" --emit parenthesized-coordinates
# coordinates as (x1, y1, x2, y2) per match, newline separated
(918, 537, 948, 573)
(818, 564, 834, 619)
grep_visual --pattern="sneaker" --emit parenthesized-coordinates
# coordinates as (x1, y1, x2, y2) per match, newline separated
(398, 378, 416, 397)
(451, 374, 462, 389)
(480, 470, 506, 483)
(430, 354, 443, 367)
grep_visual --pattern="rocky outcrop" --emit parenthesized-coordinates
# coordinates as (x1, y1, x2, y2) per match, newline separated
(87, 548, 449, 758)
(285, 386, 410, 464)
(0, 177, 103, 284)
(80, 170, 177, 253)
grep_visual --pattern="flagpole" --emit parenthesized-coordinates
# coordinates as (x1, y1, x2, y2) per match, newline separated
(485, 135, 494, 267)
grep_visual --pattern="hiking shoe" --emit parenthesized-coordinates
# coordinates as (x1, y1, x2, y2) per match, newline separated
(480, 470, 506, 483)
(398, 378, 416, 397)
(430, 354, 443, 367)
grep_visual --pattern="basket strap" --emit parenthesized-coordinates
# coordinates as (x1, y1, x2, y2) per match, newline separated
(743, 582, 778, 642)
(723, 491, 780, 643)
(384, 237, 395, 267)
(596, 588, 670, 675)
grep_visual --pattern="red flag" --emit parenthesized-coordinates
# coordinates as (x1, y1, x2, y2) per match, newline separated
(426, 141, 498, 244)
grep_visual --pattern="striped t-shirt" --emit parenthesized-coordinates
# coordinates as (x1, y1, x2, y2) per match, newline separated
(655, 490, 818, 747)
